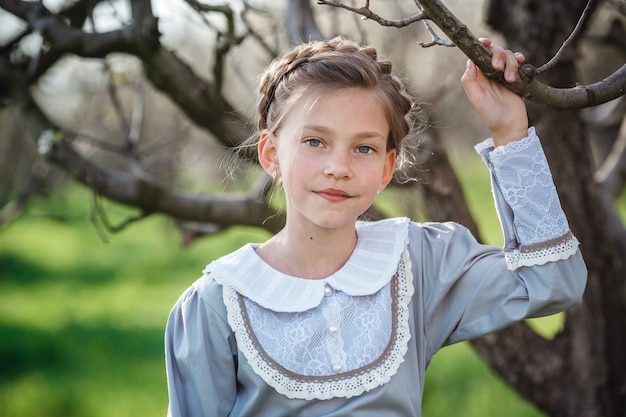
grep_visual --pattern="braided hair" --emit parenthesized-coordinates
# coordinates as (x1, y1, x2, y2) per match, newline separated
(257, 37, 414, 153)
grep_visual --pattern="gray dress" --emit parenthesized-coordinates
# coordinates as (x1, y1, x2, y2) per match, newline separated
(165, 128, 587, 417)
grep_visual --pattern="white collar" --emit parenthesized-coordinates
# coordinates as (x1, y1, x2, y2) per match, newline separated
(204, 217, 409, 312)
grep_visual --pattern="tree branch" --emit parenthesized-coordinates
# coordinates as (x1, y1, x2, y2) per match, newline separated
(316, 0, 626, 109)
(138, 46, 250, 146)
(0, 0, 149, 58)
(18, 89, 283, 233)
(183, 0, 246, 100)
(316, 0, 426, 27)
(535, 0, 595, 74)
(90, 191, 152, 241)
(0, 0, 251, 147)
(241, 4, 280, 58)
(523, 64, 626, 109)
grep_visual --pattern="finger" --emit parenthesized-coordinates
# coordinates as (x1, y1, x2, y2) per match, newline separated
(490, 45, 507, 71)
(514, 52, 525, 64)
(503, 50, 520, 83)
(478, 37, 493, 48)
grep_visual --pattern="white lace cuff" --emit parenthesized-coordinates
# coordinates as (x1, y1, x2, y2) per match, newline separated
(475, 127, 579, 269)
(504, 232, 580, 269)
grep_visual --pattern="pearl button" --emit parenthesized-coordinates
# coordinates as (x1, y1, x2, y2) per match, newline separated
(324, 285, 332, 297)
(333, 364, 343, 373)
(329, 326, 338, 335)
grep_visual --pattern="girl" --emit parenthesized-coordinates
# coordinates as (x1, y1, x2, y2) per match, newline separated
(165, 37, 587, 416)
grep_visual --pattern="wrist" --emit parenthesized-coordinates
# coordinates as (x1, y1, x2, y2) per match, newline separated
(491, 127, 529, 147)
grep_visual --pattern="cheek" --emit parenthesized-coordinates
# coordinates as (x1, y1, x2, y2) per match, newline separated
(279, 154, 312, 191)
(364, 160, 388, 181)
(288, 150, 318, 174)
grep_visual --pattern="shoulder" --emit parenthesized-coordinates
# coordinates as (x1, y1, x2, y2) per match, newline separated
(170, 273, 229, 323)
(404, 220, 490, 276)
(358, 217, 476, 250)
(194, 273, 226, 305)
(406, 219, 475, 245)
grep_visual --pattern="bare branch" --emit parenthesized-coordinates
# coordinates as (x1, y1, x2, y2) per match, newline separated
(183, 0, 246, 100)
(316, 0, 426, 27)
(419, 20, 455, 47)
(72, 132, 130, 154)
(522, 64, 626, 109)
(317, 0, 626, 109)
(87, 2, 144, 152)
(175, 174, 279, 246)
(0, 0, 154, 59)
(536, 0, 595, 74)
(140, 46, 250, 146)
(17, 88, 282, 233)
(91, 191, 152, 240)
(241, 4, 280, 58)
(1, 0, 252, 146)
(410, 0, 455, 47)
(57, 130, 282, 232)
(183, 0, 232, 15)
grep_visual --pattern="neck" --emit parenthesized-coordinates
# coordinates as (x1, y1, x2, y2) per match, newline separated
(256, 221, 358, 280)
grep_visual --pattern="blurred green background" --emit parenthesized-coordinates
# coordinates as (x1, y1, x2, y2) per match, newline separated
(2, 158, 617, 417)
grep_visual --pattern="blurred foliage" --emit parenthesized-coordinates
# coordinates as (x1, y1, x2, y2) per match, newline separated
(0, 185, 270, 417)
(2, 158, 625, 417)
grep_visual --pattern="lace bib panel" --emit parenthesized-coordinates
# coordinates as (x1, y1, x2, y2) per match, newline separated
(219, 249, 414, 400)
(242, 283, 392, 377)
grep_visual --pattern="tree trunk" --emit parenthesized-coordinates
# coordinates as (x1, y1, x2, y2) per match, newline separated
(467, 1, 626, 416)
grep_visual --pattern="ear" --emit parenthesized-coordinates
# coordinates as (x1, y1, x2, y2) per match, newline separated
(258, 129, 280, 176)
(379, 148, 397, 191)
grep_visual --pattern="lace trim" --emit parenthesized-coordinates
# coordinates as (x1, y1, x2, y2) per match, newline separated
(491, 128, 536, 155)
(504, 232, 579, 270)
(219, 249, 414, 400)
(473, 127, 536, 155)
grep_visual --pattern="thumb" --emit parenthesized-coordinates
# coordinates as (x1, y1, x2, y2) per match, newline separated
(461, 59, 477, 82)
(461, 60, 480, 97)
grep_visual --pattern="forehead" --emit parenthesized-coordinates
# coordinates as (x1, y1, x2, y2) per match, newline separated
(281, 87, 389, 137)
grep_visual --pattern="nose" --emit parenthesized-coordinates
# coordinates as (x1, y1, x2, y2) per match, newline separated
(323, 150, 352, 180)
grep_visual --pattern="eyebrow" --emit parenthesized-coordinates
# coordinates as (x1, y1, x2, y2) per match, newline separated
(302, 124, 386, 139)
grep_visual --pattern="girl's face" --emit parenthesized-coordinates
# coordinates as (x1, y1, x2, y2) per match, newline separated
(259, 87, 396, 233)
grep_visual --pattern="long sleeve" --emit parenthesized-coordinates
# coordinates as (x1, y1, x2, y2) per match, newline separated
(416, 128, 587, 357)
(475, 127, 578, 268)
(165, 278, 238, 417)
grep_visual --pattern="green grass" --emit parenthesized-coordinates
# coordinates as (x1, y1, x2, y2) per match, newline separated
(0, 184, 270, 417)
(424, 343, 544, 417)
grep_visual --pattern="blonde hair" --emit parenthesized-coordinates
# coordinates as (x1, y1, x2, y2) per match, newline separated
(257, 37, 415, 153)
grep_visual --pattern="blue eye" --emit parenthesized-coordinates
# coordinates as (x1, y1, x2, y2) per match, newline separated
(356, 145, 374, 154)
(305, 138, 323, 148)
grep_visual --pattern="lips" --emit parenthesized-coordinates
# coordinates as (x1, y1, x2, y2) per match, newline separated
(316, 188, 352, 202)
